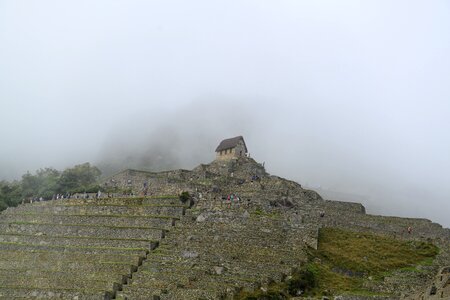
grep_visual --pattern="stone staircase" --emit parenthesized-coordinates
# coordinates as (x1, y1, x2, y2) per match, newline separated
(0, 193, 311, 300)
(0, 195, 185, 300)
(407, 266, 450, 299)
(1, 176, 446, 299)
(116, 207, 310, 300)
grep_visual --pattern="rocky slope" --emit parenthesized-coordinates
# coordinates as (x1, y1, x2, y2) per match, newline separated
(0, 157, 447, 299)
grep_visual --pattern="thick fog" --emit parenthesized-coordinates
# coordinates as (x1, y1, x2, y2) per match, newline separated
(1, 1, 449, 227)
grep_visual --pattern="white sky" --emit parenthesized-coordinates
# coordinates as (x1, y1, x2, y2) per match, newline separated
(0, 1, 449, 227)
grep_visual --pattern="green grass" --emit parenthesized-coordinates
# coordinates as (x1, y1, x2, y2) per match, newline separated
(235, 227, 439, 299)
(315, 228, 438, 274)
(250, 209, 282, 220)
(305, 227, 439, 296)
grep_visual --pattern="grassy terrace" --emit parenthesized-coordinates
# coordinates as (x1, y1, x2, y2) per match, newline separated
(0, 221, 164, 230)
(236, 227, 439, 299)
(0, 241, 149, 252)
(0, 286, 109, 292)
(0, 270, 125, 281)
(0, 194, 181, 299)
(0, 232, 156, 242)
(0, 251, 140, 265)
(0, 266, 135, 275)
(37, 203, 186, 207)
(43, 195, 179, 200)
(307, 227, 438, 295)
(105, 195, 179, 199)
(3, 212, 179, 219)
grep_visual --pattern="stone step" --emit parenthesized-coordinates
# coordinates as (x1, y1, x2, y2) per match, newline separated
(0, 287, 111, 300)
(156, 241, 298, 257)
(165, 229, 288, 243)
(0, 233, 155, 250)
(0, 250, 142, 265)
(118, 285, 226, 300)
(0, 268, 129, 283)
(124, 272, 253, 299)
(0, 242, 149, 257)
(116, 285, 160, 300)
(1, 213, 177, 229)
(0, 266, 131, 282)
(0, 261, 136, 274)
(159, 288, 225, 300)
(162, 238, 289, 251)
(34, 196, 181, 207)
(129, 264, 260, 287)
(0, 276, 117, 292)
(144, 249, 300, 271)
(0, 222, 165, 240)
(139, 259, 286, 279)
(141, 255, 276, 270)
(9, 204, 186, 217)
(130, 267, 264, 288)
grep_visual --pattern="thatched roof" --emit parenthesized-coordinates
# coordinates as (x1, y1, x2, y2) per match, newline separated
(215, 136, 247, 152)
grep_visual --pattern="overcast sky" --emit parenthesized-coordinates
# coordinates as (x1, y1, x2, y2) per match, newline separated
(1, 1, 449, 227)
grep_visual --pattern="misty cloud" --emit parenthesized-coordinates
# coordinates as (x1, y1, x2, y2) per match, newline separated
(0, 1, 449, 227)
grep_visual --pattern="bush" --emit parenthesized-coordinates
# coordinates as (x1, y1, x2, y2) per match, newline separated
(179, 191, 191, 203)
(287, 269, 316, 296)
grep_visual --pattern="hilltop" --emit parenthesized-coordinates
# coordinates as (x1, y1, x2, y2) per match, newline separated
(0, 156, 448, 299)
(102, 156, 449, 299)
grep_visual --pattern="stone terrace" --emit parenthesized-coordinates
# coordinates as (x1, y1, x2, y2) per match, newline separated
(0, 195, 186, 300)
(0, 156, 448, 299)
(314, 200, 450, 299)
(116, 207, 313, 300)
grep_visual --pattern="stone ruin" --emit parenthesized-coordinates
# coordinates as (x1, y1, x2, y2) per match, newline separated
(0, 153, 448, 299)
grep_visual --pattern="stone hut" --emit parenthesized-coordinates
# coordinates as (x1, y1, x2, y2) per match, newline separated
(215, 136, 248, 160)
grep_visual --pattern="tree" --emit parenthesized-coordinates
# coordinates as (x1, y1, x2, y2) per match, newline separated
(0, 181, 22, 209)
(21, 172, 40, 198)
(21, 168, 60, 199)
(58, 163, 101, 193)
(36, 168, 60, 198)
(0, 162, 102, 212)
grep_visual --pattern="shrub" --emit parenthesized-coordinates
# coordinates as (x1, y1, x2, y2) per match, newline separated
(287, 269, 316, 296)
(179, 191, 191, 203)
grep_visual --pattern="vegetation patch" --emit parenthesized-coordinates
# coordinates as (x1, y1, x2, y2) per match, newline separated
(179, 191, 191, 204)
(306, 227, 438, 296)
(250, 209, 282, 220)
(234, 268, 316, 299)
(235, 227, 438, 299)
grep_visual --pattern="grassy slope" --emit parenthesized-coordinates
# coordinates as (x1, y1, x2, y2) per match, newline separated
(236, 227, 438, 299)
(309, 227, 438, 296)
